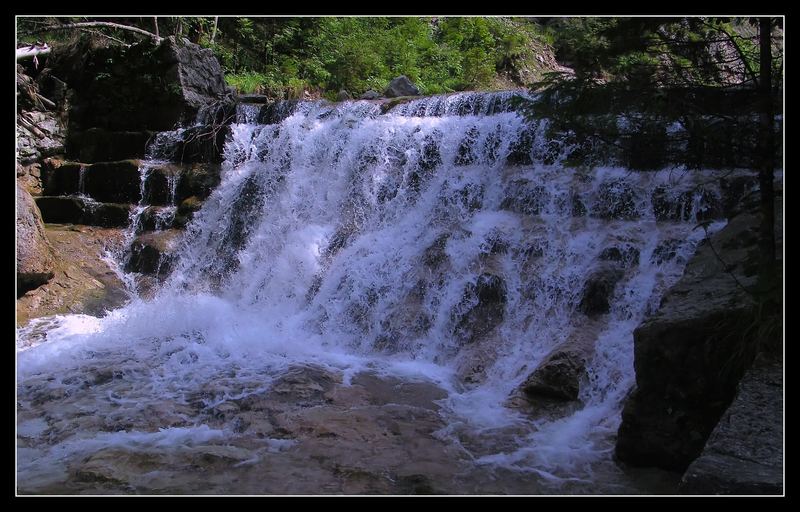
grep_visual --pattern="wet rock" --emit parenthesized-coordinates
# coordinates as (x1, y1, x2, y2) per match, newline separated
(678, 360, 783, 495)
(17, 183, 57, 296)
(336, 89, 351, 102)
(591, 180, 640, 220)
(455, 127, 480, 166)
(720, 174, 759, 218)
(137, 206, 177, 232)
(421, 234, 449, 270)
(522, 350, 585, 401)
(394, 474, 441, 495)
(500, 179, 550, 215)
(616, 210, 768, 471)
(571, 193, 587, 217)
(34, 196, 85, 224)
(506, 128, 535, 166)
(651, 238, 686, 265)
(35, 196, 131, 227)
(237, 94, 268, 104)
(599, 244, 640, 268)
(383, 75, 420, 98)
(41, 159, 84, 196)
(454, 183, 484, 211)
(518, 321, 601, 402)
(453, 273, 507, 345)
(83, 160, 142, 203)
(174, 163, 222, 202)
(16, 225, 128, 325)
(88, 203, 133, 228)
(125, 229, 181, 277)
(172, 125, 230, 164)
(360, 90, 381, 100)
(577, 265, 624, 317)
(651, 186, 723, 222)
(268, 365, 340, 406)
(256, 100, 302, 124)
(174, 196, 204, 227)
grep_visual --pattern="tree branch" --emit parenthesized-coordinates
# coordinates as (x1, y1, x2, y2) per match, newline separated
(16, 45, 51, 61)
(23, 21, 162, 42)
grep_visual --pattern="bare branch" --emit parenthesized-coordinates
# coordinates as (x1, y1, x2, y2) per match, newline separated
(16, 45, 51, 61)
(23, 21, 162, 42)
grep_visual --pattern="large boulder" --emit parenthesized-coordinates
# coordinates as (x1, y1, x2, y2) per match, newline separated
(383, 76, 420, 98)
(17, 183, 57, 296)
(520, 327, 599, 402)
(49, 35, 231, 131)
(615, 209, 768, 471)
(678, 359, 783, 495)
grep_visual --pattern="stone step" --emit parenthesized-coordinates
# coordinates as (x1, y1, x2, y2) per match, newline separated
(35, 196, 131, 228)
(66, 128, 155, 163)
(42, 159, 142, 203)
(42, 159, 221, 207)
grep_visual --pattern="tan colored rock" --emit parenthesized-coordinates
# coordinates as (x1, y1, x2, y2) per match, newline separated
(17, 182, 57, 296)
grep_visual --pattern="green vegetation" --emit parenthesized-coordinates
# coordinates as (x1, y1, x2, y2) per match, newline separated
(214, 17, 554, 98)
(17, 16, 557, 99)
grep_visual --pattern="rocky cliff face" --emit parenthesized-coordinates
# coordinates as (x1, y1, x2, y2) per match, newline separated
(17, 34, 232, 321)
(616, 189, 782, 482)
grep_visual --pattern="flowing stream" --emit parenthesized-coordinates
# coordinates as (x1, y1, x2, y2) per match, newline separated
(17, 91, 738, 494)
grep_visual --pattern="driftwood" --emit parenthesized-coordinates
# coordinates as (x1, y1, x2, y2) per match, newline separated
(16, 45, 51, 61)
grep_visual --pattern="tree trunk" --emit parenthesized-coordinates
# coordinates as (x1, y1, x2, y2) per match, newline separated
(211, 16, 218, 44)
(153, 17, 160, 38)
(757, 17, 776, 291)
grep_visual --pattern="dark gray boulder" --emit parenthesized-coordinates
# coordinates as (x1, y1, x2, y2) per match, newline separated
(360, 90, 381, 100)
(384, 76, 420, 98)
(616, 209, 769, 471)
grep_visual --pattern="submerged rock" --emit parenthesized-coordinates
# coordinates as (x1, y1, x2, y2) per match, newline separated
(453, 273, 507, 345)
(577, 266, 624, 317)
(591, 179, 640, 220)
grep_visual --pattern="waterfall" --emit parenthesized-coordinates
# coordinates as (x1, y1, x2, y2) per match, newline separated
(17, 92, 740, 494)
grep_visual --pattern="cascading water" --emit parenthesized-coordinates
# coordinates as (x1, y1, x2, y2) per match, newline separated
(17, 91, 738, 494)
